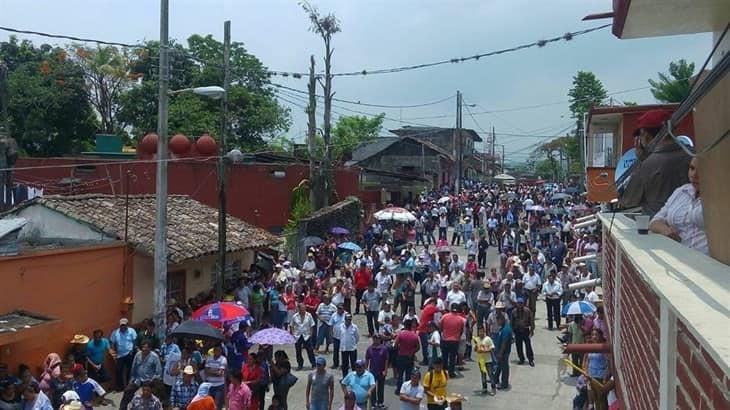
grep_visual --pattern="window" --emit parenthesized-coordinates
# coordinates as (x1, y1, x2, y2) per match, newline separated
(167, 270, 186, 303)
(210, 260, 241, 293)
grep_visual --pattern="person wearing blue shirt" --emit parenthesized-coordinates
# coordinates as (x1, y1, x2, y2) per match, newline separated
(110, 318, 137, 391)
(493, 314, 513, 390)
(340, 360, 375, 409)
(85, 330, 111, 383)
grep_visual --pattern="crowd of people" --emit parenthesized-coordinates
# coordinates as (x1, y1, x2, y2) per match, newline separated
(0, 179, 614, 410)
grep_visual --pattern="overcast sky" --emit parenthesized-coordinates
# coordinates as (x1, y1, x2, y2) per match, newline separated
(0, 0, 711, 162)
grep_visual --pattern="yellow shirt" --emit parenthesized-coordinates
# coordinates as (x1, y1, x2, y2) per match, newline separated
(423, 369, 448, 404)
(472, 335, 494, 364)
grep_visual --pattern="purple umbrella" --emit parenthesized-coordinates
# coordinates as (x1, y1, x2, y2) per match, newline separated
(330, 226, 349, 235)
(248, 327, 297, 345)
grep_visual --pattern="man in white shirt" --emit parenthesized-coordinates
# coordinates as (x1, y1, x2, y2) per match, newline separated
(541, 272, 563, 330)
(377, 302, 395, 327)
(584, 286, 600, 304)
(204, 345, 227, 408)
(338, 314, 360, 378)
(398, 370, 425, 410)
(302, 253, 317, 276)
(329, 304, 347, 369)
(291, 303, 316, 370)
(523, 266, 542, 315)
(446, 283, 467, 308)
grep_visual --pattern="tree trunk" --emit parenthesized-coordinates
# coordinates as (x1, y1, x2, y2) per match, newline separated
(307, 55, 319, 209)
(319, 36, 335, 208)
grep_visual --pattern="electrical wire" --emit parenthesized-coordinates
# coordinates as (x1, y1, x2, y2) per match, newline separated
(268, 24, 611, 78)
(271, 83, 455, 109)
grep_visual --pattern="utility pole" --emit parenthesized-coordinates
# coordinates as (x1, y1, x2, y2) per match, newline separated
(153, 0, 169, 341)
(491, 126, 496, 177)
(216, 20, 231, 301)
(501, 144, 505, 173)
(307, 56, 317, 207)
(455, 90, 462, 193)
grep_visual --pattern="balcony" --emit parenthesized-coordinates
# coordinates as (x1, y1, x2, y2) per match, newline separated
(598, 212, 729, 409)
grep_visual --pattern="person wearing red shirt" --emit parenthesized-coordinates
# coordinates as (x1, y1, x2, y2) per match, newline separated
(439, 304, 466, 377)
(303, 288, 321, 341)
(353, 261, 372, 315)
(393, 319, 420, 396)
(417, 299, 440, 366)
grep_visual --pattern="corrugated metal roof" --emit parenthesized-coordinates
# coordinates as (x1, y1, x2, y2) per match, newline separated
(0, 218, 26, 239)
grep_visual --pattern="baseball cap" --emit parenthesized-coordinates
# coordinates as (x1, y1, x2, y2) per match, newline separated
(315, 357, 326, 367)
(354, 359, 366, 368)
(71, 363, 84, 377)
(183, 366, 195, 375)
(517, 297, 525, 304)
(345, 313, 353, 319)
(119, 318, 129, 325)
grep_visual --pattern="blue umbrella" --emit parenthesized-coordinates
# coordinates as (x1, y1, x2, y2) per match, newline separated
(337, 242, 362, 252)
(562, 301, 597, 317)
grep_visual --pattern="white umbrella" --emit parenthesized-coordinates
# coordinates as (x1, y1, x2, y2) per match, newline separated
(494, 173, 516, 182)
(374, 207, 417, 222)
(437, 196, 451, 204)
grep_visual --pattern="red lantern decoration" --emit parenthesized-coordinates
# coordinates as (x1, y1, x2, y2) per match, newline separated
(169, 133, 191, 155)
(139, 133, 159, 154)
(196, 134, 218, 156)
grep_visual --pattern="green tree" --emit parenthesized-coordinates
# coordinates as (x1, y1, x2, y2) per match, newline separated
(1, 37, 98, 156)
(71, 45, 133, 134)
(648, 59, 695, 103)
(330, 114, 384, 160)
(117, 35, 290, 150)
(568, 71, 607, 120)
(268, 134, 296, 153)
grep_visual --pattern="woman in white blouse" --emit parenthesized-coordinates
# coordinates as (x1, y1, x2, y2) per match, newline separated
(649, 156, 708, 254)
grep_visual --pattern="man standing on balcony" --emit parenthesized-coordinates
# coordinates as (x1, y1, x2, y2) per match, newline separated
(621, 109, 691, 216)
(541, 272, 563, 330)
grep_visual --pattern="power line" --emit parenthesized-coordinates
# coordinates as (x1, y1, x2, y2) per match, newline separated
(269, 24, 611, 78)
(1, 23, 610, 81)
(271, 83, 455, 109)
(405, 85, 651, 120)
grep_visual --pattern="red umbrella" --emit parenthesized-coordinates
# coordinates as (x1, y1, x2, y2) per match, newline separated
(192, 302, 251, 328)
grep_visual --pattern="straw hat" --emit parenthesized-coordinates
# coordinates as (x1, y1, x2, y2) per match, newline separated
(70, 334, 89, 344)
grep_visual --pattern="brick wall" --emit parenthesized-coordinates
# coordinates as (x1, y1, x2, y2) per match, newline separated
(676, 321, 730, 409)
(618, 257, 660, 409)
(601, 228, 730, 409)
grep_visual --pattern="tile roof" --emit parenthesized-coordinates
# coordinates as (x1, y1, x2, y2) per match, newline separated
(27, 194, 280, 264)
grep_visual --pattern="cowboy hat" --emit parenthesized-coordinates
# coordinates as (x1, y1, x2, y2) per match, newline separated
(69, 334, 89, 344)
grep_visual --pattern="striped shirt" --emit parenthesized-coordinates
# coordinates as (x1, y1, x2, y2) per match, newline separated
(316, 303, 337, 325)
(651, 183, 708, 255)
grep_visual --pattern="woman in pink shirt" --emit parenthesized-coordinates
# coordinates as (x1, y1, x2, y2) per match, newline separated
(227, 371, 251, 410)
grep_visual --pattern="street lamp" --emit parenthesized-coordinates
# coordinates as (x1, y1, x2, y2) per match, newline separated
(169, 86, 226, 99)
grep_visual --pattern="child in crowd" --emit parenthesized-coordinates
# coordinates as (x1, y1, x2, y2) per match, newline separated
(472, 327, 496, 395)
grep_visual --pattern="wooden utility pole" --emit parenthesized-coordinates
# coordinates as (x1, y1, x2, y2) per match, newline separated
(153, 0, 170, 341)
(307, 56, 317, 207)
(455, 90, 462, 193)
(491, 126, 496, 177)
(216, 20, 230, 301)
